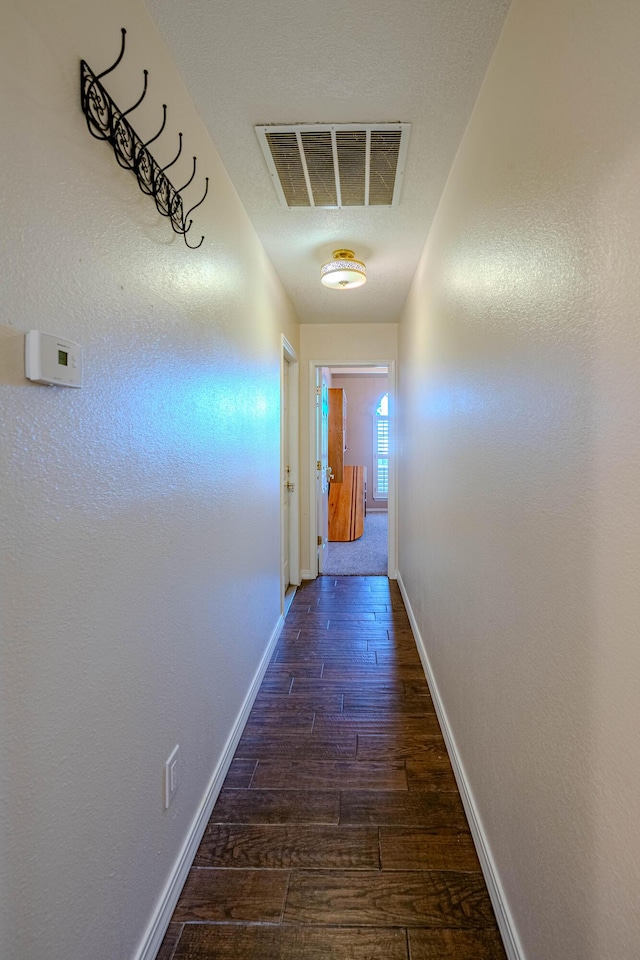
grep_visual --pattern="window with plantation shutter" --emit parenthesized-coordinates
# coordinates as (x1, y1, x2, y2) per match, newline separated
(373, 394, 389, 500)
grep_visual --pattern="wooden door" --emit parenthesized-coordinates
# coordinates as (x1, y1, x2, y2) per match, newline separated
(328, 387, 346, 482)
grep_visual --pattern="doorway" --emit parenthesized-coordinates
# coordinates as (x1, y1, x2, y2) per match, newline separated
(281, 337, 300, 612)
(309, 361, 396, 579)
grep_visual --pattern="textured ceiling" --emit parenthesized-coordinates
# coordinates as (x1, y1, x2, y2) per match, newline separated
(144, 0, 511, 324)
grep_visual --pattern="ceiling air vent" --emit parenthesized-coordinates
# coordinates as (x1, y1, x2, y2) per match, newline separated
(255, 123, 410, 208)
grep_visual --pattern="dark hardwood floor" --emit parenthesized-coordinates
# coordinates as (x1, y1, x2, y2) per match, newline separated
(156, 577, 507, 960)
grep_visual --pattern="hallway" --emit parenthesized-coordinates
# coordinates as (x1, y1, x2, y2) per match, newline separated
(157, 577, 506, 959)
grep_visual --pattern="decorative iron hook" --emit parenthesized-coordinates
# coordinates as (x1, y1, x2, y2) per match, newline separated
(134, 104, 167, 193)
(175, 156, 197, 194)
(82, 29, 129, 142)
(95, 28, 127, 82)
(141, 104, 167, 150)
(184, 232, 205, 250)
(120, 69, 148, 121)
(184, 177, 209, 225)
(160, 133, 183, 173)
(111, 70, 147, 170)
(80, 29, 208, 249)
(153, 133, 183, 217)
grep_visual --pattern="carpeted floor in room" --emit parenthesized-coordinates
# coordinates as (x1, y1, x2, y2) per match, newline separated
(323, 512, 388, 576)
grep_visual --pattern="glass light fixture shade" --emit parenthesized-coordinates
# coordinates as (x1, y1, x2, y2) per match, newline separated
(320, 249, 367, 289)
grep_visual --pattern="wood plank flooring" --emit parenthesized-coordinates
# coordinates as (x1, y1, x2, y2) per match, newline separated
(156, 577, 506, 960)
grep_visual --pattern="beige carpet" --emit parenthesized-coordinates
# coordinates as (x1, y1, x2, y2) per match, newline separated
(323, 512, 388, 575)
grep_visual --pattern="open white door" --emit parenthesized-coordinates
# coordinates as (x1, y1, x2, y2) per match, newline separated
(283, 359, 291, 590)
(315, 367, 330, 574)
(281, 337, 299, 608)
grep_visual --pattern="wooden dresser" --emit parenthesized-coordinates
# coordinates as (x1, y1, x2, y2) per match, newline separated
(328, 465, 366, 541)
(328, 387, 347, 482)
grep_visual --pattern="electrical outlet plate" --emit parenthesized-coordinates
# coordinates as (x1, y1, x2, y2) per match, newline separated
(164, 745, 179, 809)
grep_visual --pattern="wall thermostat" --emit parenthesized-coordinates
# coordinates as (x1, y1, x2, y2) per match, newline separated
(25, 330, 83, 387)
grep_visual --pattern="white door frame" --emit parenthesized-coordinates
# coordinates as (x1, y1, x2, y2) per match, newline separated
(307, 359, 397, 579)
(281, 336, 300, 611)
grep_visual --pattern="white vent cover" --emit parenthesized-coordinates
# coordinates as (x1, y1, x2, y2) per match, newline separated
(255, 123, 410, 208)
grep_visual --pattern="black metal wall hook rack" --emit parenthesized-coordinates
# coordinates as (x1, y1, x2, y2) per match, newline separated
(80, 28, 208, 249)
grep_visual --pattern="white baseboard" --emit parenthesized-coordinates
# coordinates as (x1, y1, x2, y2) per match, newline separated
(284, 585, 297, 616)
(134, 613, 285, 960)
(396, 573, 524, 960)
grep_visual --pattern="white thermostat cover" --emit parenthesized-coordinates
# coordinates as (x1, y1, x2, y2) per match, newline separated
(25, 330, 82, 387)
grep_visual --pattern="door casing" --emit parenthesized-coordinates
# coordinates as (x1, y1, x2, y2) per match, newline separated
(307, 359, 397, 579)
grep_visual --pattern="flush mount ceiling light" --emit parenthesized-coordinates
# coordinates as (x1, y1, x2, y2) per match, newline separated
(320, 250, 367, 290)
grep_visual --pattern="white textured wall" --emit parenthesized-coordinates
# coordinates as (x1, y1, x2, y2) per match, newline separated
(0, 2, 298, 959)
(299, 324, 397, 574)
(398, 1, 640, 958)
